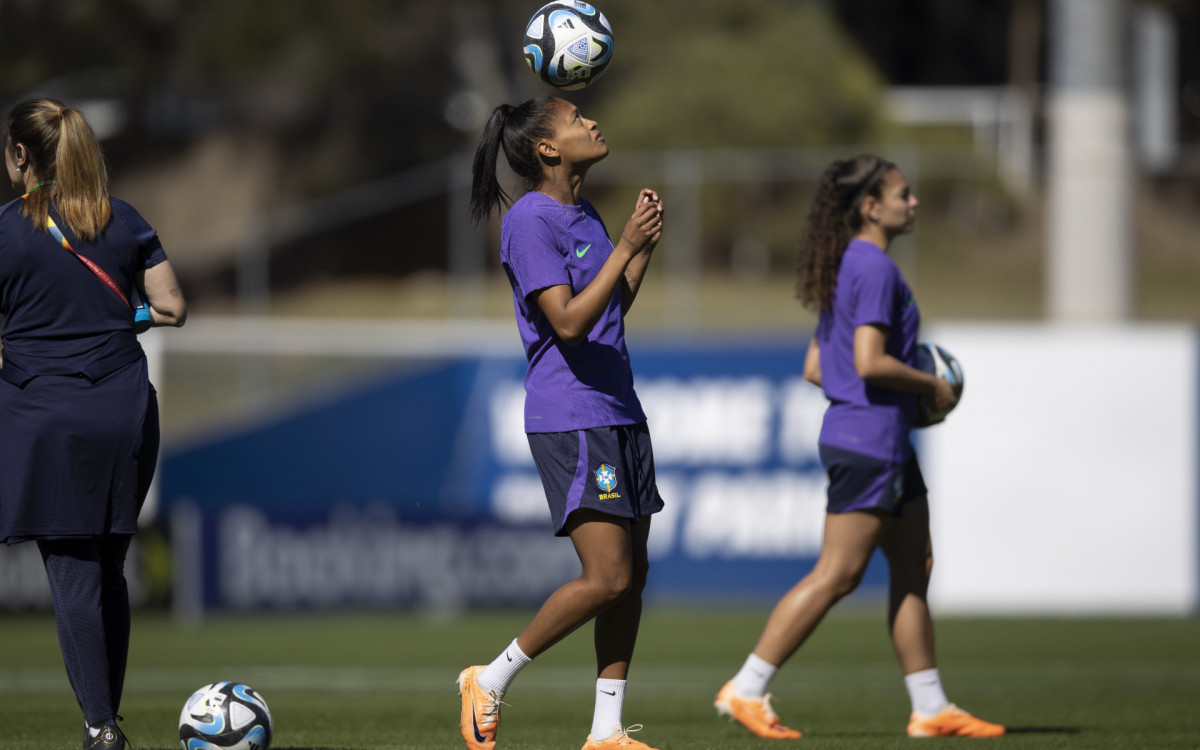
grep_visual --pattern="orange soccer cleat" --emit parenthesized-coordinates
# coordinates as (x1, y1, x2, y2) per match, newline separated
(457, 665, 504, 750)
(907, 703, 1006, 738)
(581, 724, 661, 750)
(714, 681, 802, 739)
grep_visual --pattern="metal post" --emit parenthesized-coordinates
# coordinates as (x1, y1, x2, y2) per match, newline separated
(1133, 4, 1177, 172)
(1046, 0, 1134, 321)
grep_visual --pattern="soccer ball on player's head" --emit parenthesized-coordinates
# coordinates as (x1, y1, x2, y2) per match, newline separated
(915, 342, 964, 426)
(523, 1, 614, 90)
(179, 682, 273, 750)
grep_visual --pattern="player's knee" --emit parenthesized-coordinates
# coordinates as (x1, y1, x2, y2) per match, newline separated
(834, 569, 866, 599)
(815, 564, 867, 600)
(583, 565, 634, 604)
(600, 577, 633, 604)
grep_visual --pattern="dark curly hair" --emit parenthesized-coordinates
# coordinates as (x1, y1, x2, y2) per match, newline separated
(795, 154, 894, 313)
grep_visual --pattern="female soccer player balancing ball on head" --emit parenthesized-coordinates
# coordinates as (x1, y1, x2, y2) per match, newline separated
(461, 95, 666, 750)
(1, 98, 187, 750)
(714, 155, 1004, 740)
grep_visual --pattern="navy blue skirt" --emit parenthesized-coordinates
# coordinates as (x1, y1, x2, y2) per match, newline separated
(0, 358, 158, 543)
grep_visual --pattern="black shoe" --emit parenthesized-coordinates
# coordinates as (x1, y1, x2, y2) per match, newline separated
(84, 723, 126, 750)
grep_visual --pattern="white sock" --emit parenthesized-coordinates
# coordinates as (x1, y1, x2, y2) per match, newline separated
(85, 721, 114, 738)
(477, 638, 532, 696)
(733, 653, 777, 699)
(904, 668, 949, 717)
(590, 678, 626, 740)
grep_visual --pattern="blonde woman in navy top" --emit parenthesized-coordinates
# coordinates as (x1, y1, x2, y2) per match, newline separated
(715, 155, 1004, 739)
(459, 95, 666, 750)
(1, 98, 186, 750)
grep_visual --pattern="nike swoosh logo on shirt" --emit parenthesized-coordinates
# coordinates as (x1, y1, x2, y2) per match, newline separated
(575, 244, 591, 258)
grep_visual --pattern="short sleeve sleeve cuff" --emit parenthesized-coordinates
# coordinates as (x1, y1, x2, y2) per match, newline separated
(505, 214, 570, 299)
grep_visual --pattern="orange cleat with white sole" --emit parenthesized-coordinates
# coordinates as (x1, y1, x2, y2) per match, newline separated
(907, 703, 1005, 737)
(714, 681, 802, 739)
(581, 724, 660, 750)
(457, 665, 504, 750)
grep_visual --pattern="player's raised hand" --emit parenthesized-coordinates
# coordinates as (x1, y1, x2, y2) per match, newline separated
(637, 188, 662, 211)
(618, 189, 662, 256)
(638, 189, 664, 250)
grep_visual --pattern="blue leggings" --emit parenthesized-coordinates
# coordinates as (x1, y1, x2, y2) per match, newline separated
(38, 535, 133, 727)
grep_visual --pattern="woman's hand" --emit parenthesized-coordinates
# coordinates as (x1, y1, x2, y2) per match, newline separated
(927, 377, 957, 414)
(617, 188, 664, 316)
(616, 188, 663, 256)
(913, 378, 957, 428)
(638, 188, 664, 251)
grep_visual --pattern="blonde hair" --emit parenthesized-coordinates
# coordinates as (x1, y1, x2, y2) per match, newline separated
(4, 98, 111, 241)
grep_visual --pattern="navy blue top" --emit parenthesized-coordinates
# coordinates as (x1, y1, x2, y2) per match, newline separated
(0, 196, 168, 542)
(0, 197, 166, 384)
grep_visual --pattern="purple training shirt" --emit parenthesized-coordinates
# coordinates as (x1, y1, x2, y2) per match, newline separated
(815, 238, 921, 463)
(500, 191, 645, 433)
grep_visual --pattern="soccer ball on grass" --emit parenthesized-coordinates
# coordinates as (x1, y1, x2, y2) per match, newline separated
(178, 682, 273, 750)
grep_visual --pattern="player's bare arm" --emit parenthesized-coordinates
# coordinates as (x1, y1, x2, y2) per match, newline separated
(534, 247, 637, 346)
(853, 324, 955, 411)
(621, 189, 664, 314)
(803, 337, 821, 387)
(140, 262, 188, 328)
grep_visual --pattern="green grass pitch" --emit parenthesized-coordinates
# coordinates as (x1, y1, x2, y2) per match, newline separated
(2, 608, 1198, 749)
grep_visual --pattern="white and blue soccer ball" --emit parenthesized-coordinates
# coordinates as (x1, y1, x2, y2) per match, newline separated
(178, 682, 273, 750)
(915, 342, 964, 425)
(523, 1, 614, 90)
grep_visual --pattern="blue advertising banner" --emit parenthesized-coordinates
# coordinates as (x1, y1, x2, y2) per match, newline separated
(161, 336, 894, 613)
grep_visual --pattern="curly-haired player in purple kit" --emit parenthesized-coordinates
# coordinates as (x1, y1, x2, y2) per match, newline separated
(714, 154, 1005, 740)
(460, 95, 666, 750)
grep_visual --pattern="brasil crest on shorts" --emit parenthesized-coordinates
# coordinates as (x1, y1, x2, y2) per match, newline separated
(594, 464, 617, 493)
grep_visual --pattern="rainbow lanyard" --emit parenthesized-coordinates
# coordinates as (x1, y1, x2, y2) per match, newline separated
(22, 183, 132, 309)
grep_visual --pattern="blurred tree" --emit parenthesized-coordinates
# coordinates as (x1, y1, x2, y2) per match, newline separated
(0, 0, 1026, 298)
(584, 0, 887, 148)
(555, 1, 889, 278)
(1, 0, 475, 193)
(156, 0, 468, 194)
(2, 0, 886, 195)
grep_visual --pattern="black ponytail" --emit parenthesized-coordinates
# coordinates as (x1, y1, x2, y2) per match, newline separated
(469, 104, 512, 225)
(468, 96, 561, 224)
